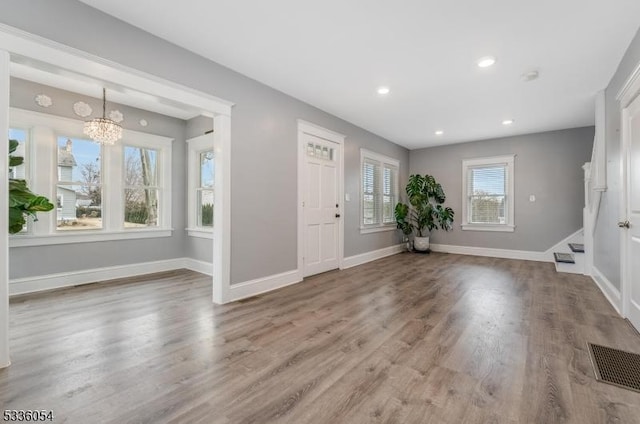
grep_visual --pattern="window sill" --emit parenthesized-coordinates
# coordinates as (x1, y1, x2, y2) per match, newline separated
(360, 225, 396, 234)
(186, 228, 213, 239)
(461, 224, 515, 232)
(9, 228, 174, 247)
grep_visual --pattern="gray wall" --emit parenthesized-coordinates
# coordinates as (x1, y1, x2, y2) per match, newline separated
(9, 78, 188, 279)
(595, 27, 640, 289)
(409, 127, 594, 251)
(1, 0, 409, 284)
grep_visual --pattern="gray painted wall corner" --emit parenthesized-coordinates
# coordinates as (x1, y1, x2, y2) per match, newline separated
(409, 127, 594, 252)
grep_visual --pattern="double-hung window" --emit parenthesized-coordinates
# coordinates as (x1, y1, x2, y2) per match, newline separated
(461, 155, 515, 232)
(186, 133, 214, 238)
(9, 108, 173, 246)
(360, 149, 399, 233)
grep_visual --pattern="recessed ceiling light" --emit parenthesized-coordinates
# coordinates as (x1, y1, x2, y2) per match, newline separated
(502, 119, 514, 126)
(477, 56, 496, 68)
(435, 130, 444, 135)
(377, 86, 390, 95)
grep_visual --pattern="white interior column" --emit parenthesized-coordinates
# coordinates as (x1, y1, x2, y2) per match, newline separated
(212, 114, 231, 304)
(0, 49, 11, 368)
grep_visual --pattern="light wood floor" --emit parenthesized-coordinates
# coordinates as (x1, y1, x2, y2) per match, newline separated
(1, 253, 640, 423)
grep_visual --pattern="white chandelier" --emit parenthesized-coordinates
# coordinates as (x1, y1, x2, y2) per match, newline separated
(83, 88, 122, 145)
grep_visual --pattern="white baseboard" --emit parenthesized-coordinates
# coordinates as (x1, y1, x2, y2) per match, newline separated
(183, 258, 213, 276)
(591, 266, 622, 314)
(341, 244, 405, 269)
(227, 269, 302, 302)
(429, 243, 549, 262)
(9, 258, 187, 296)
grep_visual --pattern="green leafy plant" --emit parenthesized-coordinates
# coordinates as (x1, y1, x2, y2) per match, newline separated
(8, 139, 54, 234)
(395, 174, 454, 237)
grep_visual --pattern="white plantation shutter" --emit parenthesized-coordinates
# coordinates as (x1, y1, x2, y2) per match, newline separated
(361, 149, 400, 229)
(382, 164, 398, 223)
(362, 159, 380, 225)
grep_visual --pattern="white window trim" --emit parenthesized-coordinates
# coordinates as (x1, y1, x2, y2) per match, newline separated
(360, 148, 400, 233)
(461, 154, 515, 232)
(186, 133, 214, 239)
(9, 108, 174, 247)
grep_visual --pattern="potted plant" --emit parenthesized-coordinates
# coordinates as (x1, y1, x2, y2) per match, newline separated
(8, 139, 54, 234)
(395, 174, 454, 252)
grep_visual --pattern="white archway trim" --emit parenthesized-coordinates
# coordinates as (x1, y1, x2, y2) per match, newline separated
(0, 23, 234, 368)
(0, 23, 233, 117)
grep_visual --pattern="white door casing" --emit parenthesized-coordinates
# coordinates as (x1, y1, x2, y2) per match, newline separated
(622, 92, 640, 330)
(297, 121, 344, 278)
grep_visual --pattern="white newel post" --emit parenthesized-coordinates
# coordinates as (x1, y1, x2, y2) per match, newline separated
(0, 49, 10, 368)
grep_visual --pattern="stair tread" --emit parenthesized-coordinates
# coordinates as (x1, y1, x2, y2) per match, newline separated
(568, 243, 585, 253)
(554, 252, 575, 264)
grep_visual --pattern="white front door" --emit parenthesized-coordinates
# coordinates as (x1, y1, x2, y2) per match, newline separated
(303, 133, 340, 277)
(623, 93, 640, 330)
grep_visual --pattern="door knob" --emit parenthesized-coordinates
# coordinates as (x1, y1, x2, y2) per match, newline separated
(618, 220, 630, 229)
(335, 214, 341, 218)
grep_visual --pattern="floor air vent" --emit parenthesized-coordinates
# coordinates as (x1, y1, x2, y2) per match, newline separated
(588, 343, 640, 392)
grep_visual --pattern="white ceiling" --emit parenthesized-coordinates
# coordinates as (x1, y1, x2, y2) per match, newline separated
(79, 0, 640, 149)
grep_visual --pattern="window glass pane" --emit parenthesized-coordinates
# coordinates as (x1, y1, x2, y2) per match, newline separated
(198, 190, 214, 227)
(200, 151, 214, 189)
(56, 137, 102, 231)
(468, 165, 506, 224)
(124, 188, 158, 227)
(57, 137, 101, 184)
(9, 128, 27, 180)
(56, 184, 103, 230)
(125, 146, 158, 187)
(469, 166, 505, 195)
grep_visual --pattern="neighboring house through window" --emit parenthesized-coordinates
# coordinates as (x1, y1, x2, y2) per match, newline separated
(461, 154, 515, 232)
(360, 149, 399, 233)
(56, 137, 102, 230)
